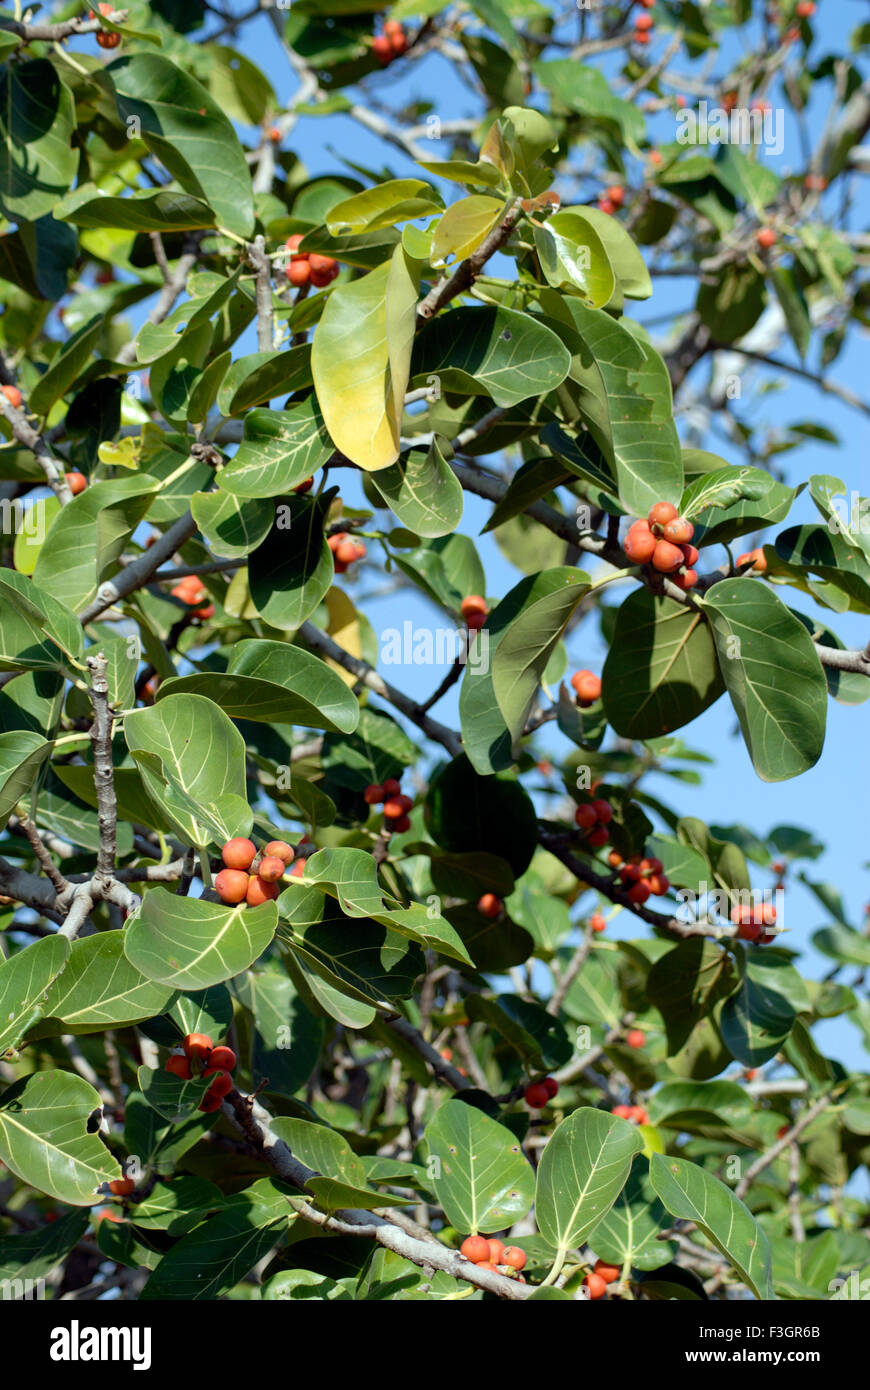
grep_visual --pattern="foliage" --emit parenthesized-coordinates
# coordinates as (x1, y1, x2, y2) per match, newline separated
(0, 0, 867, 1304)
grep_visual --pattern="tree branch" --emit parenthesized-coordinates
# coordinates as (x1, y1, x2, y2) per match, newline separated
(221, 1085, 531, 1299)
(87, 653, 119, 879)
(416, 201, 523, 324)
(734, 1092, 835, 1200)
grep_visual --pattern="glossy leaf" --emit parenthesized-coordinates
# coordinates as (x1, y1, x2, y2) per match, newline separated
(125, 694, 249, 847)
(30, 933, 176, 1037)
(535, 1108, 644, 1258)
(649, 1152, 773, 1299)
(412, 305, 571, 408)
(98, 54, 255, 238)
(0, 1071, 120, 1205)
(216, 400, 333, 497)
(157, 639, 360, 734)
(0, 730, 53, 823)
(369, 436, 464, 538)
(0, 935, 69, 1054)
(312, 249, 417, 471)
(0, 61, 77, 221)
(587, 1169, 676, 1271)
(124, 889, 278, 989)
(702, 580, 828, 781)
(491, 567, 590, 746)
(424, 1099, 535, 1234)
(602, 591, 725, 740)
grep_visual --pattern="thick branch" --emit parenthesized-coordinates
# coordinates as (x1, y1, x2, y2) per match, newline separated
(0, 11, 127, 42)
(248, 234, 274, 353)
(79, 509, 198, 623)
(221, 1086, 531, 1299)
(417, 201, 523, 324)
(87, 653, 119, 879)
(0, 395, 73, 503)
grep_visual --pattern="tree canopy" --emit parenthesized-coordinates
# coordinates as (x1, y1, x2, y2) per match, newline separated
(0, 0, 868, 1306)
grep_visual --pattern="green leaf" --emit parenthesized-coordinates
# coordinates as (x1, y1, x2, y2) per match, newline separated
(533, 60, 644, 142)
(98, 54, 254, 238)
(268, 1117, 403, 1210)
(32, 474, 159, 613)
(602, 591, 725, 740)
(418, 157, 504, 190)
(312, 247, 418, 472)
(646, 938, 738, 1061)
(29, 933, 176, 1037)
(0, 1208, 90, 1286)
(713, 144, 781, 215)
(533, 211, 615, 307)
(565, 204, 652, 301)
(214, 346, 313, 418)
(465, 994, 572, 1070)
(649, 1079, 753, 1130)
(719, 953, 797, 1066)
(288, 847, 472, 964)
(491, 566, 590, 745)
(136, 1065, 210, 1124)
(0, 215, 77, 301)
(812, 924, 870, 968)
(431, 195, 503, 265)
(191, 489, 273, 559)
(282, 905, 424, 1007)
(28, 315, 103, 416)
(680, 465, 777, 519)
(326, 179, 443, 235)
(124, 693, 249, 848)
(0, 936, 69, 1054)
(697, 262, 766, 340)
(216, 399, 333, 497)
(702, 579, 828, 781)
(54, 185, 217, 232)
(0, 570, 84, 674)
(412, 305, 571, 408)
(770, 266, 811, 360)
(0, 1071, 120, 1204)
(424, 1098, 535, 1233)
(425, 755, 538, 877)
(587, 1169, 676, 1271)
(247, 492, 334, 630)
(0, 730, 53, 822)
(139, 1179, 291, 1299)
(157, 639, 359, 735)
(553, 299, 683, 514)
(0, 61, 77, 221)
(774, 524, 870, 613)
(535, 1107, 644, 1259)
(369, 436, 464, 538)
(168, 985, 234, 1043)
(124, 889, 278, 989)
(649, 1152, 773, 1299)
(677, 817, 749, 895)
(128, 1177, 221, 1235)
(233, 969, 325, 1097)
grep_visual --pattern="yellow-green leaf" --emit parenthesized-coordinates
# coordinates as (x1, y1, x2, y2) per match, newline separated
(431, 196, 504, 266)
(312, 248, 418, 472)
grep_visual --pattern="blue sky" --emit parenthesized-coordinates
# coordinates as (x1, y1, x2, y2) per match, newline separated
(110, 2, 870, 1065)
